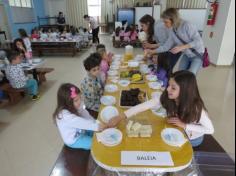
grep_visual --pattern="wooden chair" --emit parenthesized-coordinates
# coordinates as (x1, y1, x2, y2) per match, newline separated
(0, 83, 25, 105)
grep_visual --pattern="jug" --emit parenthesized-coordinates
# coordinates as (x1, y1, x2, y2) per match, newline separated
(125, 45, 134, 61)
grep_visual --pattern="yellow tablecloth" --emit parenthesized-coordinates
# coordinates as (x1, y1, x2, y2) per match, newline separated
(91, 58, 193, 173)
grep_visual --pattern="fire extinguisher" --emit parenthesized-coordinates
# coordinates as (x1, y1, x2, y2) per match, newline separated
(207, 1, 219, 26)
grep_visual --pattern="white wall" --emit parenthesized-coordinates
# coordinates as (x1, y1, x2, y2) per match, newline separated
(202, 0, 235, 66)
(44, 0, 67, 17)
(179, 9, 207, 31)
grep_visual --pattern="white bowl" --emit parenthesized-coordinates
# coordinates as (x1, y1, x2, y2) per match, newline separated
(118, 80, 130, 87)
(108, 70, 118, 76)
(152, 107, 167, 118)
(161, 128, 187, 147)
(98, 128, 123, 147)
(148, 82, 162, 90)
(128, 61, 139, 68)
(101, 106, 119, 123)
(111, 61, 121, 66)
(146, 75, 157, 82)
(110, 65, 119, 70)
(105, 84, 118, 93)
(100, 96, 116, 106)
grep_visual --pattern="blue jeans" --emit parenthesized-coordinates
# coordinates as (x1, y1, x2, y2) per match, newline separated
(190, 136, 204, 147)
(67, 132, 94, 150)
(178, 54, 203, 75)
(24, 79, 38, 96)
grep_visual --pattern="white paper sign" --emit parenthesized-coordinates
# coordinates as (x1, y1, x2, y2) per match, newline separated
(121, 151, 174, 166)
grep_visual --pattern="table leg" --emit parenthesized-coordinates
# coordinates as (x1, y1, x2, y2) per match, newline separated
(32, 69, 39, 84)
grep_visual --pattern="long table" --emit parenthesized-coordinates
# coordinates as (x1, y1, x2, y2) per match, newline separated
(31, 41, 77, 57)
(91, 56, 194, 174)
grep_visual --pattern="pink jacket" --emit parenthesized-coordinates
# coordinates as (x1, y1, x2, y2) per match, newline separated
(130, 31, 138, 41)
(123, 32, 131, 42)
(100, 59, 109, 77)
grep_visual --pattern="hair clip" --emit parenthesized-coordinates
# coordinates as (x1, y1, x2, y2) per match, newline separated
(70, 87, 77, 99)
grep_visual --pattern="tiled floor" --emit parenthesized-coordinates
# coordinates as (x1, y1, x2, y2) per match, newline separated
(0, 35, 235, 176)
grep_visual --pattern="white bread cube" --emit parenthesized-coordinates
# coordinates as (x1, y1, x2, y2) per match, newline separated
(131, 122, 142, 132)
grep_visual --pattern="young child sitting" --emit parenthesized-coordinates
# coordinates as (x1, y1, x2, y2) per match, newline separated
(96, 44, 113, 64)
(123, 26, 131, 43)
(18, 29, 32, 59)
(109, 71, 214, 147)
(97, 47, 109, 84)
(31, 29, 40, 40)
(81, 53, 104, 118)
(119, 27, 125, 41)
(53, 83, 108, 150)
(49, 28, 59, 40)
(13, 38, 28, 59)
(149, 53, 170, 88)
(114, 26, 121, 41)
(130, 24, 138, 45)
(40, 29, 49, 40)
(5, 52, 40, 100)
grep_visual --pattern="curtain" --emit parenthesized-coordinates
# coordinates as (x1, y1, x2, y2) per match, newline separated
(66, 0, 88, 28)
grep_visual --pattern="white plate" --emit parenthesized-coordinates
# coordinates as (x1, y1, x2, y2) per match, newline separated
(100, 96, 116, 106)
(99, 128, 123, 147)
(148, 82, 162, 90)
(108, 70, 118, 76)
(100, 106, 119, 123)
(152, 107, 167, 118)
(128, 61, 139, 68)
(32, 58, 42, 63)
(105, 84, 118, 93)
(161, 128, 187, 147)
(146, 75, 157, 82)
(118, 80, 130, 87)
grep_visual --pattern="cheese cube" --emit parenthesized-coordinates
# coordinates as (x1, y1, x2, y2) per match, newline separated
(126, 120, 134, 131)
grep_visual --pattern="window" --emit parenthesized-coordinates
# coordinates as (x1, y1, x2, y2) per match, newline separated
(88, 0, 101, 21)
(9, 0, 33, 8)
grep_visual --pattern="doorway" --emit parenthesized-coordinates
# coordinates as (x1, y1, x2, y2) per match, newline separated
(0, 5, 11, 42)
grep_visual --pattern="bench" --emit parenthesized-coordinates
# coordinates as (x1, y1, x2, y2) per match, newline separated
(0, 83, 25, 105)
(27, 68, 54, 84)
(49, 135, 235, 176)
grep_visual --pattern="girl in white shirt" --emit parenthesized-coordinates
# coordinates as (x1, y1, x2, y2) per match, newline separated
(18, 29, 32, 59)
(53, 83, 108, 150)
(109, 71, 214, 147)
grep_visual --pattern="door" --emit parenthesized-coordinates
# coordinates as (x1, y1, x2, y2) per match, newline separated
(0, 5, 11, 41)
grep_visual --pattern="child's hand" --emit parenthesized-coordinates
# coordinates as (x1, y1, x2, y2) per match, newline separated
(167, 118, 186, 129)
(108, 115, 125, 128)
(98, 123, 108, 132)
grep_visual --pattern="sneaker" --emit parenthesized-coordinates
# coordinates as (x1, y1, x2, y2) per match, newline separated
(32, 95, 40, 101)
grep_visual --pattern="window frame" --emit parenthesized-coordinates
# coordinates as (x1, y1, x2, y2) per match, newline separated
(9, 0, 33, 8)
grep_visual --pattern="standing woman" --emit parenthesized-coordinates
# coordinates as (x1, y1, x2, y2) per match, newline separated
(84, 15, 100, 44)
(139, 15, 181, 72)
(146, 8, 205, 75)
